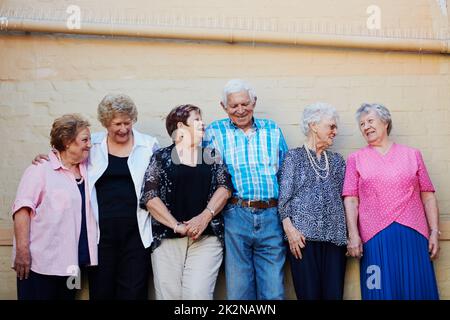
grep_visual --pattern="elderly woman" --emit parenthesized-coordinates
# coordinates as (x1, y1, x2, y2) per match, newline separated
(34, 94, 159, 299)
(343, 103, 440, 300)
(278, 102, 347, 300)
(13, 114, 98, 300)
(86, 94, 159, 300)
(140, 104, 232, 300)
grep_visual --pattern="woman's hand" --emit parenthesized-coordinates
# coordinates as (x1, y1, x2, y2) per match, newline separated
(282, 218, 306, 259)
(175, 223, 188, 237)
(429, 231, 440, 260)
(344, 197, 363, 258)
(285, 225, 306, 259)
(13, 208, 32, 280)
(14, 245, 31, 280)
(184, 210, 211, 240)
(421, 192, 440, 260)
(347, 233, 363, 259)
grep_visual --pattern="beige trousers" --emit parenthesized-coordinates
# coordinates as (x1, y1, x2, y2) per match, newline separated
(151, 235, 223, 300)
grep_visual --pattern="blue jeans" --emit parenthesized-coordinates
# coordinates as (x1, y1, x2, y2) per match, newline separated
(223, 204, 286, 300)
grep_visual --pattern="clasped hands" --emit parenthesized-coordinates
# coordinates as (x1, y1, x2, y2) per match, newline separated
(175, 209, 213, 240)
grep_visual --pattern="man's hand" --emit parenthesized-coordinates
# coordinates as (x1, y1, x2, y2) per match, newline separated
(32, 154, 49, 165)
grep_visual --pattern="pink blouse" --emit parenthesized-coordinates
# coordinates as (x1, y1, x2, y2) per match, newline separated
(342, 143, 435, 243)
(11, 152, 98, 276)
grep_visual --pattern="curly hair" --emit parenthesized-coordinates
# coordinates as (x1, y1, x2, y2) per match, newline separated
(97, 93, 138, 127)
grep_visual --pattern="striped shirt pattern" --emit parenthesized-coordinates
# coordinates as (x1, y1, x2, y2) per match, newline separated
(203, 118, 288, 200)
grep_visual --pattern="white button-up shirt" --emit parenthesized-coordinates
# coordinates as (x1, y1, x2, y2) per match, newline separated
(88, 129, 159, 248)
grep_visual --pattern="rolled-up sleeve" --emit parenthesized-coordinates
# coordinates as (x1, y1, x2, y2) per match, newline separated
(277, 150, 295, 221)
(342, 153, 359, 197)
(12, 165, 44, 217)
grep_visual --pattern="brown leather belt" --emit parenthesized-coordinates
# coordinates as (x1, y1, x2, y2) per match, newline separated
(230, 197, 278, 209)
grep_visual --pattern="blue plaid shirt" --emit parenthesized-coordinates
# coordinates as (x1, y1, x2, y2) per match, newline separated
(203, 118, 288, 200)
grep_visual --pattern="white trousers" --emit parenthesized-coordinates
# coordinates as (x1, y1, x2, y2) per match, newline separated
(151, 235, 223, 300)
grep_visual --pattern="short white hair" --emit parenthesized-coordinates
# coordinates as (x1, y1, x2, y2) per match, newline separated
(301, 102, 339, 135)
(355, 103, 392, 135)
(221, 79, 257, 107)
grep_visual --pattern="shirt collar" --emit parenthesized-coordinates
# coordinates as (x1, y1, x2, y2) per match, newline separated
(131, 128, 147, 147)
(95, 128, 146, 147)
(49, 151, 64, 170)
(49, 150, 88, 177)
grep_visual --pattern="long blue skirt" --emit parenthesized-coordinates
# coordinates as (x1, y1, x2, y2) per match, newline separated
(360, 222, 439, 300)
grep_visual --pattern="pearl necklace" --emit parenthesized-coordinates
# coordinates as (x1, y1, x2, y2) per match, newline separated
(304, 144, 330, 179)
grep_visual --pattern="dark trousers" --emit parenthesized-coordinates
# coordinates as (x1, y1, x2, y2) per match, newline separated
(17, 271, 77, 300)
(288, 241, 347, 300)
(88, 217, 151, 300)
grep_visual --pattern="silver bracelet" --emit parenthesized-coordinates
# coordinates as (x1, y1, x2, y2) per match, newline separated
(206, 207, 215, 219)
(174, 222, 182, 234)
(430, 229, 441, 236)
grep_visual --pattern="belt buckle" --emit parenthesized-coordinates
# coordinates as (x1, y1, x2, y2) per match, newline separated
(238, 199, 252, 207)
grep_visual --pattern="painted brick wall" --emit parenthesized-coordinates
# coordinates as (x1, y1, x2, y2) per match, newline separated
(0, 0, 449, 300)
(1, 35, 449, 225)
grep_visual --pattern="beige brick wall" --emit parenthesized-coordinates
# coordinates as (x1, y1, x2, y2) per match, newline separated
(1, 237, 449, 300)
(1, 34, 449, 224)
(0, 0, 449, 299)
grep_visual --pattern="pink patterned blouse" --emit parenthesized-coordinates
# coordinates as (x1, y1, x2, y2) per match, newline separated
(342, 143, 435, 243)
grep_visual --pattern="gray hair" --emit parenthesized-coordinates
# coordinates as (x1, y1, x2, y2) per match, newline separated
(355, 103, 392, 135)
(301, 102, 339, 136)
(221, 79, 257, 107)
(97, 93, 138, 128)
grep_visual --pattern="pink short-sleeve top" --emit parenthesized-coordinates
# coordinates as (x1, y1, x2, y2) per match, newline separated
(342, 143, 435, 243)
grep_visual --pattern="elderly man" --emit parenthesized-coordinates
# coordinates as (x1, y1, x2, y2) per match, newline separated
(204, 79, 288, 300)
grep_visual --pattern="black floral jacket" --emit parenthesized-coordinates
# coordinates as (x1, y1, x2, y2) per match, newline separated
(139, 144, 233, 251)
